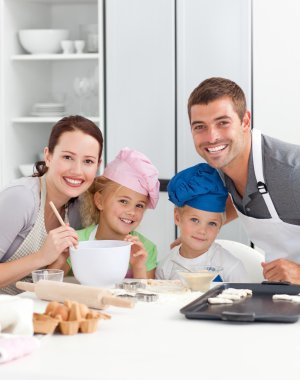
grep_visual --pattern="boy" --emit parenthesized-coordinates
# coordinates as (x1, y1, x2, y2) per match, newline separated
(156, 163, 247, 282)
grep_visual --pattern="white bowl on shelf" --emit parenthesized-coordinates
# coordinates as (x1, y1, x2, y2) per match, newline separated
(18, 29, 69, 54)
(19, 164, 35, 176)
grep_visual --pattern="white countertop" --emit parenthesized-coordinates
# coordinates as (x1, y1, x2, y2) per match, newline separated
(0, 289, 299, 380)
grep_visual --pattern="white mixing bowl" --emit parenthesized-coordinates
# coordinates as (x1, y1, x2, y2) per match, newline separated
(18, 29, 69, 54)
(70, 240, 131, 288)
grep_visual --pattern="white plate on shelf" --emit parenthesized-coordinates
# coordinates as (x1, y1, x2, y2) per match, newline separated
(33, 102, 65, 108)
(30, 112, 66, 117)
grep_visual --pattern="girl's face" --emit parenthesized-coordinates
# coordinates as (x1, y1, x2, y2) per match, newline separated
(175, 205, 223, 256)
(95, 186, 148, 237)
(44, 130, 101, 202)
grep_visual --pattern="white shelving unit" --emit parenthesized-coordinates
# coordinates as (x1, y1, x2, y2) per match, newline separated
(11, 53, 99, 61)
(12, 116, 100, 124)
(0, 0, 104, 186)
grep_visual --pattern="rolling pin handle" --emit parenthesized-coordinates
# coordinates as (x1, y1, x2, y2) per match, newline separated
(101, 295, 134, 309)
(15, 281, 35, 292)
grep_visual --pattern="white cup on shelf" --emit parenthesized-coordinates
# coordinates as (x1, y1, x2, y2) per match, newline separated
(74, 40, 85, 54)
(61, 40, 74, 54)
(87, 33, 98, 52)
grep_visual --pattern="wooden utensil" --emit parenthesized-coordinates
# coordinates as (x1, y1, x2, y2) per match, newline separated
(16, 280, 134, 310)
(49, 200, 77, 250)
(49, 201, 65, 226)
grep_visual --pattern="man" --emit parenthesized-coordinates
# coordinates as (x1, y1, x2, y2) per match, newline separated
(188, 77, 300, 284)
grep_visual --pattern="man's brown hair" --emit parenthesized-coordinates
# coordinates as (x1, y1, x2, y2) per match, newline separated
(188, 77, 247, 122)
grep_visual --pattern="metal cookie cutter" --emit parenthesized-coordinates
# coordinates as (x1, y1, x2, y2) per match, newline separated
(115, 281, 146, 292)
(116, 292, 158, 302)
(117, 293, 137, 302)
(135, 292, 159, 302)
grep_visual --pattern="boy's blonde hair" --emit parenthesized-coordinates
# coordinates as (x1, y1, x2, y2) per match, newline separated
(80, 176, 121, 227)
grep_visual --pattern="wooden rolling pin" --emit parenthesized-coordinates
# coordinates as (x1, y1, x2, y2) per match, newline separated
(16, 280, 134, 310)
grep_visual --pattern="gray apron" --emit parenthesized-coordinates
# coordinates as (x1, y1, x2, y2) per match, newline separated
(1, 176, 48, 295)
(236, 129, 300, 263)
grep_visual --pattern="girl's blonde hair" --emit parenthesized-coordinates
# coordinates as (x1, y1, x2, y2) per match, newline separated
(80, 176, 121, 227)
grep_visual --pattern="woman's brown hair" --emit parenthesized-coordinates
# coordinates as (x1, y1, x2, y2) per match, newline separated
(33, 115, 103, 177)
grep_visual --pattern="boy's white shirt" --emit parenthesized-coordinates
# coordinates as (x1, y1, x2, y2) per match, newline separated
(155, 242, 248, 282)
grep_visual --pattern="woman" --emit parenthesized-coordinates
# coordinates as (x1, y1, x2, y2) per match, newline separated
(0, 115, 103, 294)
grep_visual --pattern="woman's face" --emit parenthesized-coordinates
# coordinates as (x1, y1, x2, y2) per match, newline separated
(44, 130, 101, 201)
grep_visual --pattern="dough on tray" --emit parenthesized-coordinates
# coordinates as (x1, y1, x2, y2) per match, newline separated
(273, 294, 300, 303)
(208, 297, 233, 304)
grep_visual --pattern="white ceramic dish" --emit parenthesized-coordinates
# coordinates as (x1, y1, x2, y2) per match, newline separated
(19, 164, 35, 176)
(30, 112, 66, 117)
(19, 29, 69, 54)
(70, 240, 131, 288)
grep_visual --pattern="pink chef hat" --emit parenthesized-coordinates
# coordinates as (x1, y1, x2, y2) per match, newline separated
(103, 147, 160, 209)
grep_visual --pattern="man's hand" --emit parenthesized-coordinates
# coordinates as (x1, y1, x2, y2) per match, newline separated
(170, 238, 181, 249)
(262, 259, 300, 284)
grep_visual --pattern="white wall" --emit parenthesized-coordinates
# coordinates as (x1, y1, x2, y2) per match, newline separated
(253, 0, 300, 142)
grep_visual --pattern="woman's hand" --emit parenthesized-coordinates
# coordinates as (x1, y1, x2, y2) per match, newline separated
(124, 235, 147, 279)
(38, 225, 78, 267)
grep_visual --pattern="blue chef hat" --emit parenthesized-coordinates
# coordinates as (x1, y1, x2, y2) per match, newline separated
(167, 163, 228, 212)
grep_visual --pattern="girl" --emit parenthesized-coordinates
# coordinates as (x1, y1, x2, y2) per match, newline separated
(76, 147, 160, 279)
(0, 115, 103, 294)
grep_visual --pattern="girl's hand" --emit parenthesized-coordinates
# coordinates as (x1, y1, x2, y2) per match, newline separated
(124, 235, 148, 278)
(38, 225, 78, 267)
(47, 248, 70, 272)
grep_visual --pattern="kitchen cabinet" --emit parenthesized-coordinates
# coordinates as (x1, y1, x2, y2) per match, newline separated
(105, 0, 252, 257)
(176, 0, 252, 245)
(0, 0, 253, 258)
(0, 0, 104, 185)
(105, 0, 176, 260)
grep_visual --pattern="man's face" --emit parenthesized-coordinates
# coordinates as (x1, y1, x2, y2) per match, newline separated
(190, 97, 250, 171)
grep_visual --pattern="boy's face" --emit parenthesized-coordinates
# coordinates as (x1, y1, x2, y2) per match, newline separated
(175, 206, 223, 255)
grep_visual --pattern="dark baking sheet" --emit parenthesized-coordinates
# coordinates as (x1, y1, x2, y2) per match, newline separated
(180, 282, 300, 323)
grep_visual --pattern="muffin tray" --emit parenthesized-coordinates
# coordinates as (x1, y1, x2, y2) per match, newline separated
(180, 282, 300, 323)
(33, 300, 111, 335)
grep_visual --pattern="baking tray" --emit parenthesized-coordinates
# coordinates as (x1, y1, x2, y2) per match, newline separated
(180, 282, 300, 323)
